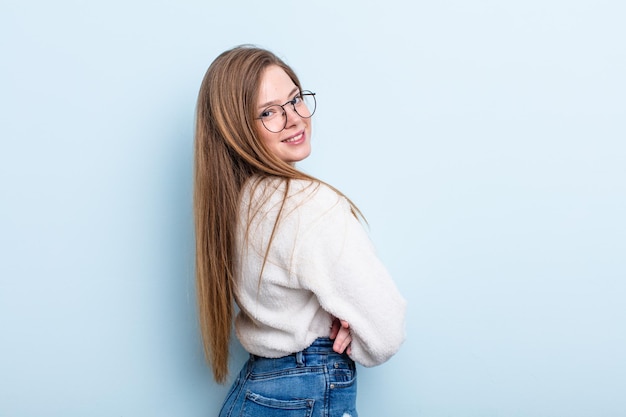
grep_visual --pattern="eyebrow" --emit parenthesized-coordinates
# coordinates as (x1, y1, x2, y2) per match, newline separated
(257, 87, 300, 110)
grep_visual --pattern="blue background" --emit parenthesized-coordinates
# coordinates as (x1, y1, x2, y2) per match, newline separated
(1, 1, 625, 416)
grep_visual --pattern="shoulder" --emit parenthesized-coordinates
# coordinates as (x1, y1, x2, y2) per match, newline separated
(289, 179, 343, 209)
(286, 180, 351, 226)
(241, 176, 351, 229)
(243, 176, 344, 210)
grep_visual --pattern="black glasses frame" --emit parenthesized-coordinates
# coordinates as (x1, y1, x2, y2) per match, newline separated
(255, 90, 317, 133)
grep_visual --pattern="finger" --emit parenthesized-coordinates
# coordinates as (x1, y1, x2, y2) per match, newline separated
(339, 333, 352, 353)
(329, 318, 340, 339)
(335, 336, 352, 354)
(333, 327, 352, 354)
(333, 337, 346, 353)
(332, 329, 346, 353)
(335, 321, 351, 353)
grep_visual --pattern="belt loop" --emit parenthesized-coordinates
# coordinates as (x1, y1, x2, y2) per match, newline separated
(295, 350, 305, 367)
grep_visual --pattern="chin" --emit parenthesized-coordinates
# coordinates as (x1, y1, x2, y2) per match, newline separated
(286, 147, 311, 164)
(293, 151, 311, 164)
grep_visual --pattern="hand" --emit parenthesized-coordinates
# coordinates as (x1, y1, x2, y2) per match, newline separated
(329, 317, 352, 355)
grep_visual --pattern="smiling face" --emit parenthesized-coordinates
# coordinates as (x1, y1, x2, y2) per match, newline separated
(255, 65, 312, 164)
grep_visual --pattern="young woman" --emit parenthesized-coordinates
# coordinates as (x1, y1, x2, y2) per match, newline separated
(194, 45, 406, 417)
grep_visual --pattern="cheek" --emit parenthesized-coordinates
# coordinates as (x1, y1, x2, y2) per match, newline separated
(257, 129, 283, 155)
(258, 130, 277, 147)
(254, 123, 272, 144)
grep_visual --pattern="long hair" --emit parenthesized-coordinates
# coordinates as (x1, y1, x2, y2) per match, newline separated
(193, 45, 361, 383)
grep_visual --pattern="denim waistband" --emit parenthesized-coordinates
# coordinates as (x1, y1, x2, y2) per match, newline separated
(249, 338, 348, 368)
(250, 338, 335, 359)
(300, 337, 335, 353)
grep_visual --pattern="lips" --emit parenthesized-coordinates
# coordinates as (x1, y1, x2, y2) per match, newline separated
(281, 131, 305, 144)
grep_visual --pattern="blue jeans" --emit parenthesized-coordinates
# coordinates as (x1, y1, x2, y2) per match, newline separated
(219, 338, 358, 417)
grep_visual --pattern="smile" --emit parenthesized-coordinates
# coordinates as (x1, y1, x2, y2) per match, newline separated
(282, 131, 305, 144)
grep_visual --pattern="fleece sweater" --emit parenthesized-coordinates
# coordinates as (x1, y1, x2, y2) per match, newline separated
(234, 177, 406, 367)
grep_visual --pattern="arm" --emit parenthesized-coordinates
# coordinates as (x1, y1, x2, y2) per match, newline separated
(293, 186, 406, 366)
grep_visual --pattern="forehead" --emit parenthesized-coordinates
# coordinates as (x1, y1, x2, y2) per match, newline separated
(257, 65, 298, 103)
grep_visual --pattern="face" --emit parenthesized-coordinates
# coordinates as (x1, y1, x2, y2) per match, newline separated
(255, 65, 312, 164)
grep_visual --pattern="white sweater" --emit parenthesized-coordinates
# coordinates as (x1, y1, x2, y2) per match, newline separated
(234, 177, 406, 367)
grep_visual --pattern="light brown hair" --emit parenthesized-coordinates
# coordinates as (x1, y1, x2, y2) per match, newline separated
(194, 45, 361, 383)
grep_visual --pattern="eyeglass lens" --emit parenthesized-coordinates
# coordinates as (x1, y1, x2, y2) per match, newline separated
(261, 91, 316, 133)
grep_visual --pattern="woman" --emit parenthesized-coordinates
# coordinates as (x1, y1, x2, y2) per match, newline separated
(194, 45, 406, 417)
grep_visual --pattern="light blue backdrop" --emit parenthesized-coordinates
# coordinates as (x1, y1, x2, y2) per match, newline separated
(1, 1, 625, 416)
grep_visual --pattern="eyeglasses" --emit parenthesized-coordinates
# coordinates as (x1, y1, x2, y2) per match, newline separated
(255, 90, 317, 133)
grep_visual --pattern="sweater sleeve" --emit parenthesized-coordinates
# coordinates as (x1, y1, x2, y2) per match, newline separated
(291, 185, 406, 367)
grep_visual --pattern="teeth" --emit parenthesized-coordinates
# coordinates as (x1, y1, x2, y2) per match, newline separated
(284, 133, 303, 143)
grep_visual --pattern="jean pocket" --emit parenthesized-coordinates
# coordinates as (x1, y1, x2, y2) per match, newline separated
(329, 360, 357, 386)
(242, 390, 314, 417)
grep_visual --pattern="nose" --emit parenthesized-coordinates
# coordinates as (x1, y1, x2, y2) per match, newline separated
(283, 104, 302, 127)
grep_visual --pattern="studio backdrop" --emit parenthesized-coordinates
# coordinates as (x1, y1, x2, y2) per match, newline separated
(1, 1, 625, 416)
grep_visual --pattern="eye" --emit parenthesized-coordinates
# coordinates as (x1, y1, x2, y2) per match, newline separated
(259, 107, 277, 119)
(291, 94, 303, 105)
